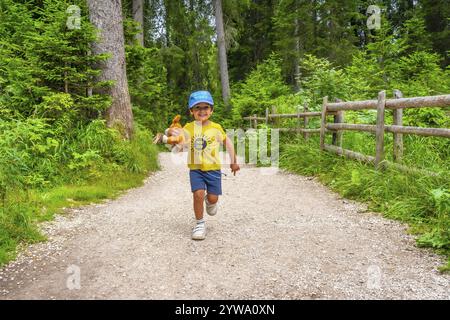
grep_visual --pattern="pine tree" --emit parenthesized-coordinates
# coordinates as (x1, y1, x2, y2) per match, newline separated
(214, 0, 231, 107)
(0, 0, 110, 121)
(133, 0, 144, 46)
(88, 0, 134, 139)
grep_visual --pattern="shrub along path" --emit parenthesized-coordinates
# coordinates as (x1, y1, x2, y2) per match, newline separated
(0, 152, 448, 299)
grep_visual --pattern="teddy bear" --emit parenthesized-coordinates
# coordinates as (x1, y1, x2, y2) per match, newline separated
(152, 114, 185, 151)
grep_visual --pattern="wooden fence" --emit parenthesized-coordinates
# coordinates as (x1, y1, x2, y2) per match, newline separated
(244, 91, 450, 171)
(244, 104, 326, 140)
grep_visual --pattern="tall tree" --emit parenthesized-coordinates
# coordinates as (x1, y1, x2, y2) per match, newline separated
(87, 0, 134, 139)
(227, 0, 276, 81)
(421, 0, 449, 66)
(293, 1, 301, 92)
(133, 0, 144, 46)
(273, 0, 314, 88)
(214, 0, 231, 107)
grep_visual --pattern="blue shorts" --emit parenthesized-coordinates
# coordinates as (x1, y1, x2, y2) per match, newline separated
(189, 170, 222, 195)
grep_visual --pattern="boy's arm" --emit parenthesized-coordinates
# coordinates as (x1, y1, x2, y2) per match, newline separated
(224, 136, 236, 164)
(224, 136, 240, 175)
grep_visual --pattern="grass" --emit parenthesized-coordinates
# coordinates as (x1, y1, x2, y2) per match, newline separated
(0, 130, 160, 266)
(35, 168, 158, 221)
(278, 132, 450, 273)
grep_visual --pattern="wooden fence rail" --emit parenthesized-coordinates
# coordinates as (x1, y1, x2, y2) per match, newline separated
(326, 123, 450, 138)
(321, 90, 450, 169)
(243, 90, 450, 172)
(326, 94, 450, 111)
(243, 103, 324, 141)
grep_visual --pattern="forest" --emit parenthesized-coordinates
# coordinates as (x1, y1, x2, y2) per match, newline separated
(0, 0, 448, 270)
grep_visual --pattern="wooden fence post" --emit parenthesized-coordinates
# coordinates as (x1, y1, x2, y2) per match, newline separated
(393, 89, 403, 162)
(375, 91, 386, 168)
(337, 110, 344, 147)
(303, 103, 309, 140)
(320, 96, 328, 150)
(332, 98, 344, 147)
(249, 115, 252, 129)
(297, 106, 301, 136)
(253, 114, 257, 129)
(265, 108, 269, 125)
(272, 105, 278, 128)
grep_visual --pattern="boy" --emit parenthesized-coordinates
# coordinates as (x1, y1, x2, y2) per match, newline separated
(168, 91, 240, 240)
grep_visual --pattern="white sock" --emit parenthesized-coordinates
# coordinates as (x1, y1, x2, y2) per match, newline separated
(196, 219, 205, 225)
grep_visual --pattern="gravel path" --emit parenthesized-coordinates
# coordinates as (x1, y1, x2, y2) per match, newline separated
(0, 152, 449, 299)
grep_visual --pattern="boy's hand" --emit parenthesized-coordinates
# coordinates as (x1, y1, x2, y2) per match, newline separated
(168, 128, 181, 136)
(230, 163, 240, 176)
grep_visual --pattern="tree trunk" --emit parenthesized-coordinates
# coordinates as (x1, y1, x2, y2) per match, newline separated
(133, 0, 144, 46)
(88, 0, 134, 139)
(294, 15, 301, 92)
(189, 0, 201, 88)
(312, 0, 317, 48)
(163, 0, 171, 47)
(214, 0, 231, 108)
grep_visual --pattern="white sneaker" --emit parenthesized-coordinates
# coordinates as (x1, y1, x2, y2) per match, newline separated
(192, 223, 206, 240)
(205, 195, 218, 216)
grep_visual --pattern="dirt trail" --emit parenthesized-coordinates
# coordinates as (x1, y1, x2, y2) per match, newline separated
(0, 152, 449, 299)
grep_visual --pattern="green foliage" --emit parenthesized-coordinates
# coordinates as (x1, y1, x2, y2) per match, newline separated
(136, 0, 218, 109)
(394, 52, 449, 95)
(126, 45, 175, 131)
(0, 0, 449, 272)
(0, 123, 159, 266)
(227, 0, 276, 82)
(0, 203, 45, 263)
(0, 1, 161, 266)
(0, 0, 111, 119)
(296, 29, 449, 120)
(239, 10, 450, 270)
(421, 0, 450, 66)
(0, 118, 57, 191)
(401, 15, 433, 53)
(228, 55, 290, 127)
(299, 54, 351, 105)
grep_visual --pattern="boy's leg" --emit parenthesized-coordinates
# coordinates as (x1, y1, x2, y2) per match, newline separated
(190, 170, 207, 240)
(206, 193, 218, 205)
(193, 189, 206, 220)
(190, 170, 207, 220)
(192, 189, 207, 240)
(203, 170, 221, 216)
(190, 170, 208, 218)
(205, 193, 219, 216)
(204, 170, 222, 202)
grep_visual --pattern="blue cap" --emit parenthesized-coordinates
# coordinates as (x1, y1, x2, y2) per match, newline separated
(188, 91, 214, 109)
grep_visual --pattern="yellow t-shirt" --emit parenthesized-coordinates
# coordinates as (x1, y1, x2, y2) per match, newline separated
(183, 121, 227, 171)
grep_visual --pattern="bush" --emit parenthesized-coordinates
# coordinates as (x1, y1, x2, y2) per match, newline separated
(229, 54, 290, 127)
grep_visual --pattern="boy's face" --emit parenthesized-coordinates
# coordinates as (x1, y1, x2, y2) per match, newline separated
(190, 103, 213, 122)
